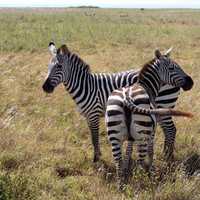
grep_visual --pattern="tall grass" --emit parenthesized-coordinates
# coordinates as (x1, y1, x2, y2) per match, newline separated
(0, 9, 200, 52)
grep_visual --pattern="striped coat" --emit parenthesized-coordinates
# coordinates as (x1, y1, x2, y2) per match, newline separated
(43, 44, 192, 162)
(105, 49, 193, 188)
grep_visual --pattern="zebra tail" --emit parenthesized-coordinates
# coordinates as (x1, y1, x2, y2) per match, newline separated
(125, 97, 193, 118)
(150, 109, 193, 118)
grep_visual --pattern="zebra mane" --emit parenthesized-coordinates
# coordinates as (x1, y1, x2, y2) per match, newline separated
(57, 44, 91, 73)
(57, 44, 90, 73)
(69, 52, 91, 73)
(138, 58, 157, 80)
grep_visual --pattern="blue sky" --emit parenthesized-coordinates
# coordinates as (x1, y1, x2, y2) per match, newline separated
(0, 0, 200, 8)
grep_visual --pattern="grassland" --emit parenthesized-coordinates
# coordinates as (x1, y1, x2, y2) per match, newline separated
(0, 8, 200, 200)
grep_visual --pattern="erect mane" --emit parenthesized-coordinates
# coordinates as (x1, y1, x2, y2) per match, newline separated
(57, 44, 91, 73)
(138, 58, 157, 80)
(69, 52, 91, 73)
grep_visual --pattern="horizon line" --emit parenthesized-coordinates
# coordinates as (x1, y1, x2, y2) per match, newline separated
(0, 6, 200, 9)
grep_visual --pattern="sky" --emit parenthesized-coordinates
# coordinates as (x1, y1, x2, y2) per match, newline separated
(0, 0, 200, 8)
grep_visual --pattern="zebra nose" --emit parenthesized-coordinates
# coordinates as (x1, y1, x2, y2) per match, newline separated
(42, 79, 54, 93)
(182, 76, 194, 91)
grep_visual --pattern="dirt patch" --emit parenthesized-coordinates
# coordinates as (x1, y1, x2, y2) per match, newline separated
(1, 156, 20, 171)
(55, 165, 83, 178)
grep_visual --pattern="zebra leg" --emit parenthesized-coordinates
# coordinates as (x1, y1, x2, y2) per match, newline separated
(123, 140, 133, 183)
(159, 116, 176, 161)
(116, 157, 124, 190)
(87, 117, 101, 162)
(137, 136, 152, 173)
(147, 133, 156, 176)
(111, 141, 124, 190)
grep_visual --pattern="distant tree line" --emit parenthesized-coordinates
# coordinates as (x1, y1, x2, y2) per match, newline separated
(69, 6, 100, 9)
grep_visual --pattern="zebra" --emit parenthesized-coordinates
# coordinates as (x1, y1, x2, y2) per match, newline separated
(105, 49, 193, 188)
(42, 42, 192, 162)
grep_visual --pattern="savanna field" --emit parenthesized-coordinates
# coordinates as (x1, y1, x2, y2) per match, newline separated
(0, 8, 200, 200)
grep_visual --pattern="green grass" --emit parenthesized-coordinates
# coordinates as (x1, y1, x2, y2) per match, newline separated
(0, 8, 200, 200)
(1, 8, 200, 53)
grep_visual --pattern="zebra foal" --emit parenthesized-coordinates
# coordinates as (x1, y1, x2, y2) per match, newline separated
(105, 49, 193, 188)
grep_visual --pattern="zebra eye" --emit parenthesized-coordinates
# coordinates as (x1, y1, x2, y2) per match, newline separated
(57, 64, 62, 69)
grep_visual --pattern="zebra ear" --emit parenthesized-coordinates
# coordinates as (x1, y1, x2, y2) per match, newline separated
(48, 42, 57, 56)
(57, 44, 69, 55)
(164, 47, 173, 57)
(155, 49, 162, 59)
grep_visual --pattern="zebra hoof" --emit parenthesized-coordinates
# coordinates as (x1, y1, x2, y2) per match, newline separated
(93, 155, 100, 163)
(93, 151, 101, 162)
(93, 157, 99, 163)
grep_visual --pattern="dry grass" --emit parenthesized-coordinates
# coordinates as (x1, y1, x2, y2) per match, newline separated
(0, 8, 200, 200)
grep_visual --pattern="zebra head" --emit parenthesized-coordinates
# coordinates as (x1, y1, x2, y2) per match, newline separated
(155, 48, 193, 91)
(42, 43, 70, 93)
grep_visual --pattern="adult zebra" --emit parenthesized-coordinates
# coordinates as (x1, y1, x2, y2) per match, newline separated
(42, 43, 190, 162)
(105, 49, 193, 188)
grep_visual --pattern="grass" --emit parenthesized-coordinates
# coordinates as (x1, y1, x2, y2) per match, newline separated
(0, 8, 200, 200)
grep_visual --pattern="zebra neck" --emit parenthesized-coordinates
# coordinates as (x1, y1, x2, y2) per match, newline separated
(64, 68, 92, 99)
(138, 64, 161, 99)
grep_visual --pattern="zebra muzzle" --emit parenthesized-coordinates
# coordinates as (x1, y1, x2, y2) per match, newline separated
(42, 79, 54, 93)
(182, 76, 193, 91)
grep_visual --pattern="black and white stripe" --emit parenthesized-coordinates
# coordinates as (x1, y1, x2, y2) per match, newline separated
(155, 85, 180, 159)
(42, 43, 192, 162)
(105, 49, 193, 188)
